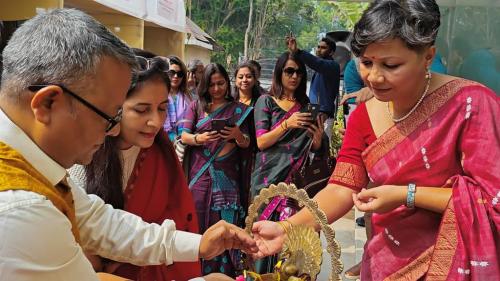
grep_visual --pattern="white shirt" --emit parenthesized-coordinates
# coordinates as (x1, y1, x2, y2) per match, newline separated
(0, 108, 202, 281)
(120, 146, 141, 190)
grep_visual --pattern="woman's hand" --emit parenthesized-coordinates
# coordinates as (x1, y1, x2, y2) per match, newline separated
(352, 185, 406, 213)
(306, 116, 324, 150)
(286, 112, 313, 129)
(197, 131, 220, 144)
(251, 220, 286, 259)
(220, 125, 243, 141)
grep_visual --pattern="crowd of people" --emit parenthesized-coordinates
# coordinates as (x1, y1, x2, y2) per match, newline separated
(0, 0, 498, 281)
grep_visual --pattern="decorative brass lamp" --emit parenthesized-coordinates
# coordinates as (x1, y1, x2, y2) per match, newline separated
(242, 182, 343, 281)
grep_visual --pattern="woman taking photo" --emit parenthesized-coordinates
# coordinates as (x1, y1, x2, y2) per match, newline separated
(250, 52, 325, 216)
(180, 63, 253, 277)
(164, 55, 196, 142)
(69, 51, 231, 281)
(252, 1, 499, 280)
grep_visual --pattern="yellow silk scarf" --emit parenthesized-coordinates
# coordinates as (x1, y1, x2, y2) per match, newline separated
(0, 141, 80, 243)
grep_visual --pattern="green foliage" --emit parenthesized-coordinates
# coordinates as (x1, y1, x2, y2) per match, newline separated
(329, 2, 369, 30)
(188, 0, 368, 69)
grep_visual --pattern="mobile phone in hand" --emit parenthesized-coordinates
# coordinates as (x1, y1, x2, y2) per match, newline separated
(307, 103, 320, 120)
(211, 119, 227, 133)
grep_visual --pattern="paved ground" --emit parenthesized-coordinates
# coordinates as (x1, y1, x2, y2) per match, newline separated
(316, 208, 366, 281)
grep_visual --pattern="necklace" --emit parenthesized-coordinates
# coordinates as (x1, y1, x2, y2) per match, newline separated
(387, 72, 432, 123)
(281, 95, 296, 102)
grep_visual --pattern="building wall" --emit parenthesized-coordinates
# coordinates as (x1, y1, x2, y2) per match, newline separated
(144, 26, 184, 58)
(0, 0, 63, 20)
(92, 13, 144, 49)
(185, 45, 211, 65)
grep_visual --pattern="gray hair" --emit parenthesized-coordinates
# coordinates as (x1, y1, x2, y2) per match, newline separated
(187, 59, 203, 70)
(1, 8, 137, 99)
(351, 0, 440, 57)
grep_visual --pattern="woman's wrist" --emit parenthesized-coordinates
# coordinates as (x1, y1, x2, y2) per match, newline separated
(280, 119, 288, 131)
(235, 134, 249, 146)
(406, 183, 417, 209)
(276, 220, 292, 236)
(193, 134, 200, 145)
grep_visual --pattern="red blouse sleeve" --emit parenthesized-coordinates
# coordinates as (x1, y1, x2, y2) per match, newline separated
(329, 103, 376, 192)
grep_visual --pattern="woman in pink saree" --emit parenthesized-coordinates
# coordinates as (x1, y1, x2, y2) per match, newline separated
(251, 0, 499, 280)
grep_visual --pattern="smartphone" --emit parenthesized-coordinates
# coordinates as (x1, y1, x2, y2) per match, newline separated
(211, 119, 228, 132)
(307, 103, 320, 120)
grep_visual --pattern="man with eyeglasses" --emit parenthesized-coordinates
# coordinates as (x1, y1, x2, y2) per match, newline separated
(287, 36, 341, 142)
(0, 9, 256, 281)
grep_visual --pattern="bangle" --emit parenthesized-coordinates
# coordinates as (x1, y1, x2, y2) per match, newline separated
(280, 120, 288, 131)
(236, 134, 249, 146)
(406, 183, 416, 209)
(193, 134, 200, 145)
(277, 219, 292, 235)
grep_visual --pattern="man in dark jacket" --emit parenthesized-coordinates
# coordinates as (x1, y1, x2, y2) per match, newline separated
(287, 36, 340, 141)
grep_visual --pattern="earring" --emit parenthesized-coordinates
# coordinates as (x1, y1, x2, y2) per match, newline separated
(425, 69, 431, 79)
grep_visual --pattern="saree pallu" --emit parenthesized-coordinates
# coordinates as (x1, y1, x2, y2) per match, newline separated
(331, 79, 499, 280)
(114, 134, 201, 281)
(250, 95, 312, 212)
(164, 91, 194, 141)
(250, 95, 313, 274)
(180, 100, 252, 276)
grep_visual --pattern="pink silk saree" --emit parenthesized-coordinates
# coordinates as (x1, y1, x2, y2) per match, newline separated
(333, 79, 499, 280)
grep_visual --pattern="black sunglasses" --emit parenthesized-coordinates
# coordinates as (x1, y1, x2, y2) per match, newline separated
(28, 84, 122, 132)
(283, 67, 303, 77)
(166, 69, 185, 78)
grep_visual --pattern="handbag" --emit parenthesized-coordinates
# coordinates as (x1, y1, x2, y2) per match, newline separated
(292, 141, 336, 198)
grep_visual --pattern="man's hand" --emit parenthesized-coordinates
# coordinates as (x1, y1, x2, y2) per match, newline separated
(199, 220, 257, 260)
(286, 36, 298, 53)
(251, 220, 285, 259)
(340, 87, 374, 105)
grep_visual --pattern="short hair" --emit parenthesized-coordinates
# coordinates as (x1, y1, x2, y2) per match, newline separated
(321, 37, 337, 53)
(351, 0, 440, 57)
(1, 9, 136, 99)
(269, 52, 309, 107)
(197, 63, 233, 112)
(187, 59, 204, 72)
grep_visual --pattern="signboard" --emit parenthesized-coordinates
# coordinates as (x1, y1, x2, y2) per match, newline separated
(145, 0, 186, 32)
(95, 0, 146, 18)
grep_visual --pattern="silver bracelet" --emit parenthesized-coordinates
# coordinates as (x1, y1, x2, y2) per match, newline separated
(236, 134, 249, 146)
(406, 183, 416, 209)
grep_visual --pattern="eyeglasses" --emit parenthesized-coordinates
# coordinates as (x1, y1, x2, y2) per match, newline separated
(283, 67, 303, 77)
(28, 84, 122, 132)
(166, 70, 185, 78)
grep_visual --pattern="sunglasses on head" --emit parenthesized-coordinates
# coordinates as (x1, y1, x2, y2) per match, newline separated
(166, 69, 185, 78)
(283, 67, 303, 77)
